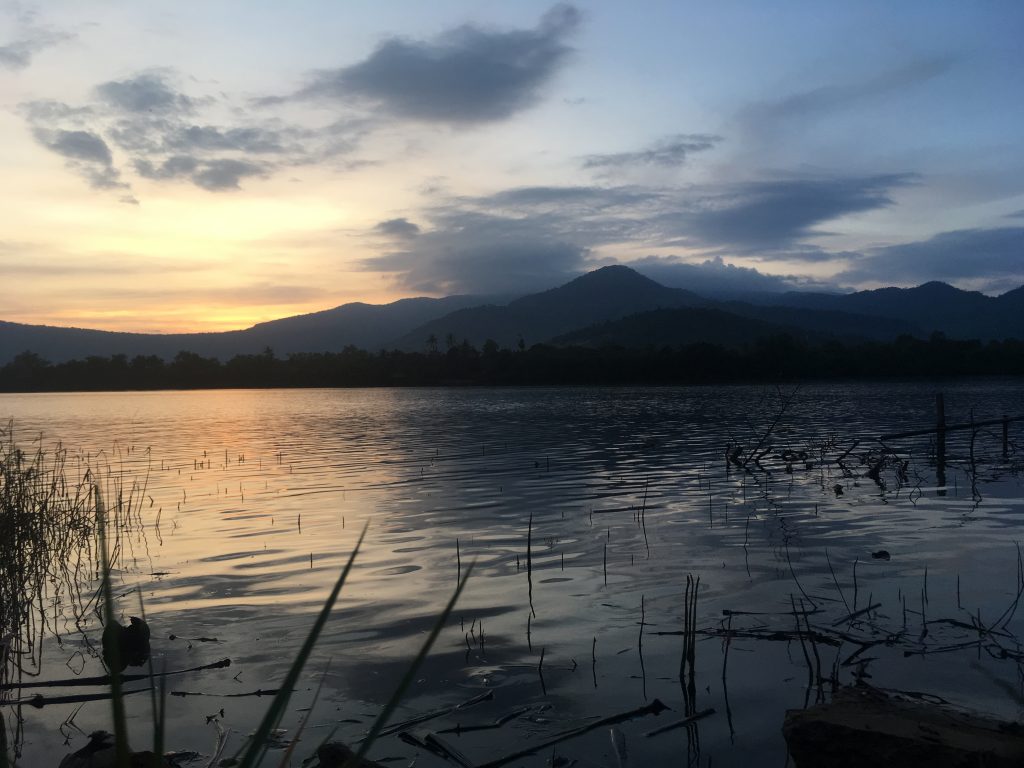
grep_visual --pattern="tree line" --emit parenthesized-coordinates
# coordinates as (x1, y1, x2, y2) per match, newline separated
(1, 333, 1023, 392)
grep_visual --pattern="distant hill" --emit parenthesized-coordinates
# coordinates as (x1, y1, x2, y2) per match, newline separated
(752, 282, 1024, 340)
(716, 302, 921, 341)
(0, 295, 486, 363)
(551, 302, 922, 349)
(392, 265, 710, 350)
(1, 265, 1022, 364)
(551, 307, 809, 348)
(398, 266, 924, 349)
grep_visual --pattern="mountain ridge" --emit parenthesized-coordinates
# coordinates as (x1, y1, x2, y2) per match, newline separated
(1, 266, 1021, 364)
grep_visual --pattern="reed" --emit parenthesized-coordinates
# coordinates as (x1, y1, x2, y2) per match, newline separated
(526, 512, 535, 618)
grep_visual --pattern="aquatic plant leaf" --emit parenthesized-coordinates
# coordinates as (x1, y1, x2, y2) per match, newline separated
(348, 560, 475, 768)
(236, 521, 367, 768)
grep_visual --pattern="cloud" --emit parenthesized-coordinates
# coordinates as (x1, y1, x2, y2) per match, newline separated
(457, 176, 911, 254)
(629, 255, 832, 295)
(162, 124, 292, 154)
(0, 27, 72, 70)
(30, 127, 133, 196)
(583, 134, 721, 170)
(0, 241, 212, 277)
(668, 174, 914, 249)
(37, 128, 112, 166)
(134, 153, 265, 190)
(480, 185, 658, 210)
(21, 99, 94, 123)
(296, 4, 580, 123)
(838, 227, 1024, 291)
(191, 159, 265, 191)
(21, 70, 366, 197)
(95, 72, 196, 114)
(742, 55, 956, 127)
(362, 210, 589, 295)
(356, 173, 923, 294)
(373, 218, 421, 238)
(133, 154, 199, 180)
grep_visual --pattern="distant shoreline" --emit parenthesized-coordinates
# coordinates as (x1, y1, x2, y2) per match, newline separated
(2, 334, 1022, 393)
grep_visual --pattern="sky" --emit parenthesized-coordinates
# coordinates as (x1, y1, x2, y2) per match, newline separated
(1, 1, 1022, 333)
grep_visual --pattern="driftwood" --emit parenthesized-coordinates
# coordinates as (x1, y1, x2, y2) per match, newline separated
(783, 684, 1024, 767)
(0, 657, 231, 691)
(474, 699, 670, 768)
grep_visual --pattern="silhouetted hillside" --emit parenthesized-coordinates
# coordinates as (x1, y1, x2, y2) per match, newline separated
(552, 307, 805, 348)
(0, 295, 485, 364)
(393, 265, 710, 349)
(2, 265, 1022, 364)
(758, 282, 1023, 339)
(717, 303, 921, 340)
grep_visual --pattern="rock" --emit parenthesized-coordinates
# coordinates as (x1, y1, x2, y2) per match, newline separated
(317, 742, 388, 768)
(784, 684, 1024, 767)
(871, 550, 891, 561)
(102, 616, 151, 672)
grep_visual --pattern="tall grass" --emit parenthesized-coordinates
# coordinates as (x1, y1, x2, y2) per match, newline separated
(0, 427, 96, 689)
(1, 425, 101, 764)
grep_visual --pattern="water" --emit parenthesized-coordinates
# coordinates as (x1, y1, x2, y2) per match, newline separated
(2, 382, 1024, 766)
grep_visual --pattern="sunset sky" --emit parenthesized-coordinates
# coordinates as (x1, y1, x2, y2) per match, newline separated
(2, 1, 1022, 332)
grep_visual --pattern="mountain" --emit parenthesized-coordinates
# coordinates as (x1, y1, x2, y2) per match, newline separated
(551, 307, 811, 348)
(752, 282, 1024, 340)
(238, 295, 491, 352)
(392, 265, 710, 350)
(0, 295, 486, 364)
(716, 302, 921, 340)
(397, 266, 924, 350)
(2, 266, 1022, 365)
(551, 302, 923, 349)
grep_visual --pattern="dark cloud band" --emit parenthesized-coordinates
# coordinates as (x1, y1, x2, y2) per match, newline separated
(296, 4, 580, 123)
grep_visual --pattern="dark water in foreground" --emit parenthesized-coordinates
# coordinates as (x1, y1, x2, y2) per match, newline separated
(3, 382, 1024, 767)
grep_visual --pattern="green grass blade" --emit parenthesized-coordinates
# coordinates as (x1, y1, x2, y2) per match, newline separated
(347, 560, 475, 768)
(96, 484, 131, 768)
(138, 592, 166, 760)
(236, 521, 368, 768)
(275, 660, 330, 768)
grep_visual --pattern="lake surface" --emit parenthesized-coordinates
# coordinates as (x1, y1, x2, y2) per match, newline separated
(3, 382, 1024, 767)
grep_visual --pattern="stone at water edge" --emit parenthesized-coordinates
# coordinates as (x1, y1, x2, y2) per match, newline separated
(783, 684, 1024, 768)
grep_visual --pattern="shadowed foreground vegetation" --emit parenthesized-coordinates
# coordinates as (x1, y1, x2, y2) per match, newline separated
(2, 334, 1024, 391)
(0, 425, 473, 767)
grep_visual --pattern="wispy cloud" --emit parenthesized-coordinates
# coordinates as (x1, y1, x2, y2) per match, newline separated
(20, 71, 366, 198)
(30, 127, 135, 200)
(0, 24, 72, 70)
(582, 134, 721, 171)
(839, 227, 1024, 291)
(741, 55, 956, 128)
